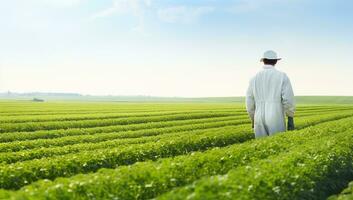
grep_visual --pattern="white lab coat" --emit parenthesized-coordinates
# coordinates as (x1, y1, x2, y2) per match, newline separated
(246, 65, 295, 138)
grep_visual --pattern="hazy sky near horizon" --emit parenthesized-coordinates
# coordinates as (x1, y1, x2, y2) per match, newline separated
(0, 0, 353, 97)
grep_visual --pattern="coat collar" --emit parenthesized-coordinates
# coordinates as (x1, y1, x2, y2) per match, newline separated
(263, 64, 275, 69)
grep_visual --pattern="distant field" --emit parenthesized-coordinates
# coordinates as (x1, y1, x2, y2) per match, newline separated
(1, 95, 353, 104)
(0, 101, 353, 199)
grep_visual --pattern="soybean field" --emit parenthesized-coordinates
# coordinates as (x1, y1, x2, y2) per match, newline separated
(0, 100, 353, 200)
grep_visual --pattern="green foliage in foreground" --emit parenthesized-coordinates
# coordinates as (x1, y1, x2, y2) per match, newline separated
(1, 117, 352, 200)
(158, 129, 353, 200)
(329, 182, 353, 200)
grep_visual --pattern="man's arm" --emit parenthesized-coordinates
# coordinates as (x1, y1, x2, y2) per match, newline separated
(246, 79, 255, 128)
(281, 74, 295, 117)
(281, 74, 295, 130)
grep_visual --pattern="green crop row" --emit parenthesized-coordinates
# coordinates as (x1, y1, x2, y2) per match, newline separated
(0, 109, 245, 124)
(1, 111, 351, 153)
(0, 104, 344, 119)
(0, 103, 239, 115)
(1, 116, 352, 200)
(0, 119, 250, 163)
(158, 126, 353, 200)
(0, 125, 253, 190)
(1, 107, 345, 143)
(0, 117, 250, 153)
(1, 111, 350, 165)
(0, 111, 239, 133)
(0, 105, 345, 133)
(2, 108, 350, 145)
(0, 115, 244, 143)
(292, 111, 353, 129)
(0, 108, 205, 117)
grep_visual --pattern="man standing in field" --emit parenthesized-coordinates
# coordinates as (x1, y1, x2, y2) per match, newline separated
(246, 50, 295, 138)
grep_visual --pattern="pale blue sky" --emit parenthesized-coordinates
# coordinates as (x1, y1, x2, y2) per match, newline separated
(0, 0, 352, 97)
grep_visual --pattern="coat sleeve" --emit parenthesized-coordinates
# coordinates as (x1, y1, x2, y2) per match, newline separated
(281, 74, 295, 117)
(246, 79, 255, 121)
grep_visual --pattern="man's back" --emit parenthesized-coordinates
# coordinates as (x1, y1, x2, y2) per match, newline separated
(246, 64, 295, 138)
(252, 65, 284, 102)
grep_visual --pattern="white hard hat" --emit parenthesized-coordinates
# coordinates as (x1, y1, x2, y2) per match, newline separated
(261, 50, 281, 61)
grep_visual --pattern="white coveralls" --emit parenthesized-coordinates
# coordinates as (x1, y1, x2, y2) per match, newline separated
(246, 65, 295, 138)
